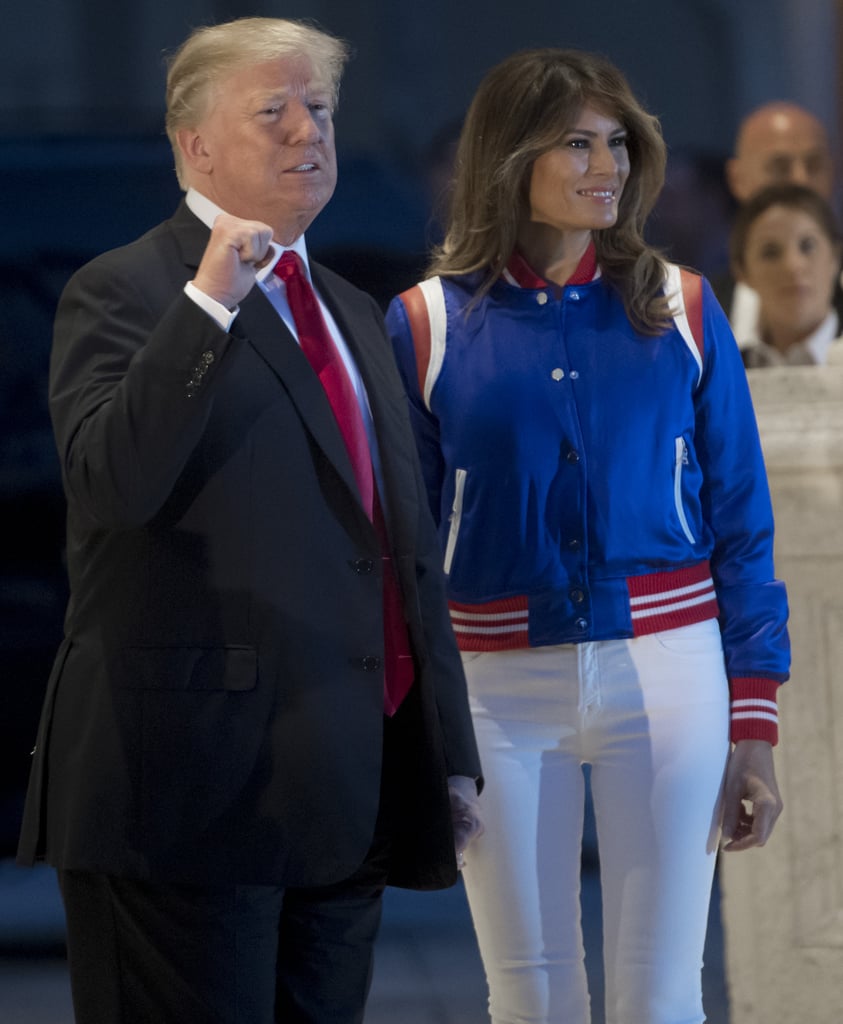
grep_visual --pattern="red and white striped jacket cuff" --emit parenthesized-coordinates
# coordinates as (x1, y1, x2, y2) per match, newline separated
(729, 677, 780, 745)
(448, 596, 530, 651)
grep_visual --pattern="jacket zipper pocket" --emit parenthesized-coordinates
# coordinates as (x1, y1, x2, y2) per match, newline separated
(443, 468, 467, 574)
(673, 437, 696, 544)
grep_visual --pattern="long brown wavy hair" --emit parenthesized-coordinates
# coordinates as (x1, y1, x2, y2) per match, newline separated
(429, 48, 672, 333)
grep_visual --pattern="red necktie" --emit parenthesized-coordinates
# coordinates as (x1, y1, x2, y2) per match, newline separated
(274, 251, 414, 715)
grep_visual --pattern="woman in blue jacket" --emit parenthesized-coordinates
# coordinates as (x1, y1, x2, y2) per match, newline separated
(387, 48, 789, 1024)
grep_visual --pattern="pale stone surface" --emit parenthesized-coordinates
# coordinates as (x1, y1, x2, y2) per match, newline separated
(719, 365, 843, 1022)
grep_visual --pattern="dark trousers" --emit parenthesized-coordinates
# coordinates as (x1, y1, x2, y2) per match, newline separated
(58, 838, 389, 1024)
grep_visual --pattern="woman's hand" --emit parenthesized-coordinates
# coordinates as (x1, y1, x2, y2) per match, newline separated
(721, 739, 783, 852)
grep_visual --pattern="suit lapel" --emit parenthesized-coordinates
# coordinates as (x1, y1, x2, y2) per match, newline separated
(311, 265, 419, 551)
(168, 202, 405, 535)
(234, 288, 369, 518)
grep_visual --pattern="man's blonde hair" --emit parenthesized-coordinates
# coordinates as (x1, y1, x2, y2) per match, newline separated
(165, 17, 349, 187)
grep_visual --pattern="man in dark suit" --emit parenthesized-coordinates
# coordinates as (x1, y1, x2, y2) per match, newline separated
(17, 16, 483, 1024)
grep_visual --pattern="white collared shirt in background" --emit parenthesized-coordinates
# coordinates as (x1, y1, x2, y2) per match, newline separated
(742, 309, 840, 367)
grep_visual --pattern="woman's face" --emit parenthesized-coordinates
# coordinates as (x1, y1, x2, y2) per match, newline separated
(739, 204, 840, 344)
(525, 104, 631, 238)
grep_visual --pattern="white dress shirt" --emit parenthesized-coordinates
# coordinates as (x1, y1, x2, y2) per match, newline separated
(728, 281, 761, 351)
(182, 188, 384, 490)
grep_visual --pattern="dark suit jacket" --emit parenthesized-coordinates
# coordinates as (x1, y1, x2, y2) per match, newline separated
(17, 201, 480, 889)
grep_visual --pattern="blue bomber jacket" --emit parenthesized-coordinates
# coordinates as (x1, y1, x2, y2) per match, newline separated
(385, 261, 790, 745)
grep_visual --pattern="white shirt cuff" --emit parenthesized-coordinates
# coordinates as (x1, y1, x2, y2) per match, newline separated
(184, 281, 239, 331)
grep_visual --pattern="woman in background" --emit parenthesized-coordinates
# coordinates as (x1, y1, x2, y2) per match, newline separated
(731, 182, 842, 366)
(387, 48, 788, 1024)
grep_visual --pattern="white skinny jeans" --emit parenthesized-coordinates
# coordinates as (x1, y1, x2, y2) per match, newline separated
(460, 620, 730, 1024)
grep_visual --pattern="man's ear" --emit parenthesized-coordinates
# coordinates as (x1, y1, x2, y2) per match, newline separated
(176, 127, 213, 175)
(725, 157, 746, 203)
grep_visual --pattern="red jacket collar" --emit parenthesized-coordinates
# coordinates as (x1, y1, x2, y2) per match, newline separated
(506, 241, 598, 288)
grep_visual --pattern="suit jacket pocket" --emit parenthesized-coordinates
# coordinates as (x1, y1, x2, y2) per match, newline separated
(120, 646, 263, 847)
(122, 645, 257, 691)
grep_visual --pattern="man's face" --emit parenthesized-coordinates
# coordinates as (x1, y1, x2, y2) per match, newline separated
(727, 107, 834, 202)
(186, 55, 338, 244)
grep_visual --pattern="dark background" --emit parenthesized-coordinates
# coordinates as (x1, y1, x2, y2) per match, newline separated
(1, 0, 840, 850)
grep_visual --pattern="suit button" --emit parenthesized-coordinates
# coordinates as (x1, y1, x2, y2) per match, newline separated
(361, 656, 382, 672)
(570, 588, 585, 604)
(566, 449, 580, 464)
(351, 559, 375, 574)
(575, 618, 588, 632)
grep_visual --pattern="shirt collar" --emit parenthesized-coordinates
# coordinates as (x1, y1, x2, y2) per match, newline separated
(805, 309, 840, 364)
(504, 241, 599, 289)
(749, 310, 840, 366)
(184, 187, 311, 273)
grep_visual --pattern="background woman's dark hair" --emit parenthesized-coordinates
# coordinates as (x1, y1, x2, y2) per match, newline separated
(730, 182, 842, 272)
(428, 47, 672, 333)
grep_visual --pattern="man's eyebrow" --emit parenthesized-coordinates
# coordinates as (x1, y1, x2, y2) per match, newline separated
(249, 88, 291, 106)
(253, 85, 332, 103)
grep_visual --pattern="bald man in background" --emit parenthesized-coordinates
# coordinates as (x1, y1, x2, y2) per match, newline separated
(726, 101, 834, 201)
(713, 101, 842, 345)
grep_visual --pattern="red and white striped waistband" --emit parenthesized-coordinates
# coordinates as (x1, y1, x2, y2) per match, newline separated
(627, 561, 719, 637)
(448, 563, 719, 651)
(448, 595, 530, 652)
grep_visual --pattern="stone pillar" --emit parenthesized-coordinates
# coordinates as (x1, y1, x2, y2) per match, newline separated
(719, 365, 843, 1022)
